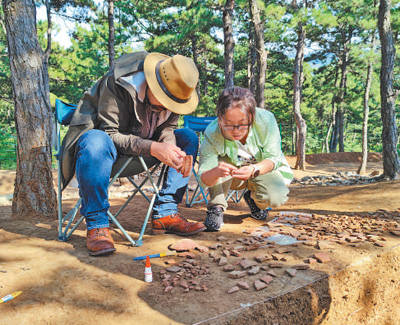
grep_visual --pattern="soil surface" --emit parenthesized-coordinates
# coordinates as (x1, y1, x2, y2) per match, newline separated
(0, 152, 399, 324)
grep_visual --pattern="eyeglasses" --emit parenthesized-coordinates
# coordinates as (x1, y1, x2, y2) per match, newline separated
(221, 123, 251, 131)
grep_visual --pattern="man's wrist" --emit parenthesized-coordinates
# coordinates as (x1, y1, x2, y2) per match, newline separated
(251, 164, 261, 178)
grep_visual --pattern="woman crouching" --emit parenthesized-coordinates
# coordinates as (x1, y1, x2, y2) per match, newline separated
(198, 86, 293, 231)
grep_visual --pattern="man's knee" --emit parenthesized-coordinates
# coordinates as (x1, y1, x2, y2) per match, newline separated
(252, 187, 289, 208)
(77, 129, 117, 162)
(174, 128, 198, 155)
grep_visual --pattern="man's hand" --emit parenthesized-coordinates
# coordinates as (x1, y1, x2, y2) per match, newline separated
(150, 142, 186, 170)
(231, 165, 254, 180)
(178, 155, 193, 178)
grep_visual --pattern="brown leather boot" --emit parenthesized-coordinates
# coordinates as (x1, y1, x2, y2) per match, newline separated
(152, 214, 206, 236)
(86, 228, 116, 256)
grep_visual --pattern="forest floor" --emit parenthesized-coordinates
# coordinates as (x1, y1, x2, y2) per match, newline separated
(0, 152, 400, 324)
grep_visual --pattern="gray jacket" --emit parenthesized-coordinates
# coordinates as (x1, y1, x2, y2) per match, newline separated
(60, 51, 178, 189)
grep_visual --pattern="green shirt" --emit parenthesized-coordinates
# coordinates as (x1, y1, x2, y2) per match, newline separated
(198, 107, 293, 187)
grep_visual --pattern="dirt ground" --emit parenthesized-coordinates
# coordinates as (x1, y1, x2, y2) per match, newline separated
(0, 152, 399, 324)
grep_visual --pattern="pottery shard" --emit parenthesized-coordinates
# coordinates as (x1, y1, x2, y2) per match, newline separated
(217, 236, 228, 241)
(237, 281, 250, 290)
(166, 266, 182, 273)
(169, 239, 199, 251)
(374, 242, 385, 247)
(260, 275, 274, 284)
(164, 286, 173, 293)
(230, 249, 241, 257)
(180, 280, 189, 289)
(195, 245, 209, 253)
(293, 264, 310, 270)
(268, 262, 284, 268)
(267, 270, 277, 277)
(177, 252, 196, 259)
(218, 257, 228, 266)
(222, 249, 231, 257)
(255, 255, 268, 263)
(248, 266, 260, 275)
(223, 264, 235, 272)
(227, 286, 240, 294)
(305, 257, 318, 264)
(286, 268, 297, 277)
(313, 253, 331, 263)
(390, 230, 400, 237)
(275, 247, 292, 254)
(254, 280, 268, 291)
(240, 259, 257, 269)
(228, 271, 247, 279)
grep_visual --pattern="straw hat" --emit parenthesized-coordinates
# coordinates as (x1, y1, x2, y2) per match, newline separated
(144, 53, 199, 114)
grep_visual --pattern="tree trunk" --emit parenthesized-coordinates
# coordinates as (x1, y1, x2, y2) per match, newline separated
(337, 31, 350, 152)
(378, 0, 400, 179)
(3, 0, 56, 217)
(358, 33, 376, 175)
(43, 0, 51, 63)
(249, 0, 267, 108)
(293, 23, 307, 170)
(107, 0, 115, 69)
(248, 27, 257, 94)
(223, 0, 235, 88)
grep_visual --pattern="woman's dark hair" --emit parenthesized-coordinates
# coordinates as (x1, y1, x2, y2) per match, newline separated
(216, 87, 256, 125)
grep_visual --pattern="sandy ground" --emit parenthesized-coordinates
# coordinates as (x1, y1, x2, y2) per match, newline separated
(0, 152, 399, 324)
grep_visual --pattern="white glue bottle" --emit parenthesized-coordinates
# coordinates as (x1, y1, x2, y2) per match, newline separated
(144, 255, 153, 283)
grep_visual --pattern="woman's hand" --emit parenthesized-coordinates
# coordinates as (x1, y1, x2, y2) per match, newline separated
(231, 165, 254, 180)
(213, 161, 237, 178)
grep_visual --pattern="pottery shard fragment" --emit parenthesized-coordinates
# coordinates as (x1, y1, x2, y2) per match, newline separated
(268, 262, 284, 268)
(304, 258, 317, 264)
(166, 266, 182, 273)
(240, 259, 257, 269)
(313, 253, 331, 263)
(390, 230, 400, 237)
(169, 239, 199, 251)
(230, 249, 241, 257)
(227, 286, 240, 294)
(374, 242, 385, 247)
(177, 252, 196, 259)
(255, 255, 268, 263)
(164, 286, 173, 293)
(217, 236, 228, 241)
(267, 270, 277, 277)
(195, 245, 209, 253)
(248, 266, 260, 275)
(180, 280, 189, 289)
(237, 281, 250, 290)
(254, 280, 268, 291)
(286, 268, 297, 277)
(218, 257, 228, 266)
(222, 249, 231, 257)
(223, 264, 235, 272)
(260, 275, 273, 284)
(293, 264, 310, 270)
(275, 247, 292, 254)
(228, 271, 247, 279)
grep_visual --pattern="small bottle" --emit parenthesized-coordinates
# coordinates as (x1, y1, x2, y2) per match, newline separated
(144, 256, 153, 283)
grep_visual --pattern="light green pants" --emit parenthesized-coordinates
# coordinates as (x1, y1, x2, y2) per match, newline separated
(208, 169, 290, 211)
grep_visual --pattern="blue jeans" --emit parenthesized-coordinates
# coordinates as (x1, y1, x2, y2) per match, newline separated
(75, 128, 198, 230)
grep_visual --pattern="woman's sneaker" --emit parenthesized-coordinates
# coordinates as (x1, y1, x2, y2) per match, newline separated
(204, 206, 224, 231)
(244, 190, 269, 220)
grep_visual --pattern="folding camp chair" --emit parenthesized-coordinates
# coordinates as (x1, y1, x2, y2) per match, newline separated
(183, 115, 216, 207)
(54, 99, 166, 247)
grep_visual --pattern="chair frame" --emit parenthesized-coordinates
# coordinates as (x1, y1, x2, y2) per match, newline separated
(54, 99, 166, 247)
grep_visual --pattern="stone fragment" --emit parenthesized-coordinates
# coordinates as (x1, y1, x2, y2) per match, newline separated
(286, 268, 297, 277)
(217, 236, 228, 241)
(218, 257, 228, 266)
(180, 280, 189, 289)
(223, 264, 235, 272)
(275, 247, 292, 254)
(254, 280, 268, 291)
(267, 270, 277, 277)
(240, 259, 257, 269)
(390, 230, 400, 237)
(248, 266, 260, 275)
(374, 242, 385, 247)
(303, 240, 317, 247)
(255, 255, 268, 263)
(237, 281, 250, 290)
(313, 253, 331, 263)
(228, 271, 247, 279)
(233, 245, 245, 251)
(169, 239, 199, 251)
(316, 240, 335, 250)
(261, 266, 269, 271)
(166, 266, 182, 273)
(227, 286, 240, 294)
(260, 275, 273, 284)
(209, 243, 222, 249)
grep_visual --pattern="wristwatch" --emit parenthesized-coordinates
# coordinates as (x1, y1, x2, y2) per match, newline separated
(251, 165, 261, 178)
